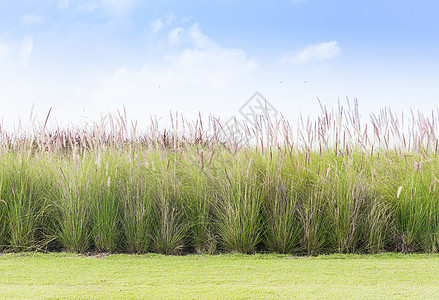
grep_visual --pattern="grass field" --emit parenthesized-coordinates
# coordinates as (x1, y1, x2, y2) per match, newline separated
(1, 253, 438, 299)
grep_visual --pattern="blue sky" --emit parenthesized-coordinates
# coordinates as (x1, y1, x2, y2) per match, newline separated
(1, 0, 438, 128)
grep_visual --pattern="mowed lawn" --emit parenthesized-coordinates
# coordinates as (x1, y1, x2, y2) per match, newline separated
(1, 253, 438, 299)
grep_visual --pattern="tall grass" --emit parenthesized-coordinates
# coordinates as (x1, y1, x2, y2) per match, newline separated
(55, 161, 91, 253)
(149, 163, 189, 255)
(88, 153, 121, 253)
(119, 153, 153, 253)
(0, 147, 49, 251)
(258, 151, 302, 254)
(1, 103, 439, 254)
(213, 152, 265, 253)
(181, 149, 216, 254)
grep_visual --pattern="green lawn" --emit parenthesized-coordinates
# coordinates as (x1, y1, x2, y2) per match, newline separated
(0, 253, 438, 299)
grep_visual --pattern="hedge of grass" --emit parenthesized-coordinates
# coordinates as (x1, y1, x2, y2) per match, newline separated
(1, 105, 439, 254)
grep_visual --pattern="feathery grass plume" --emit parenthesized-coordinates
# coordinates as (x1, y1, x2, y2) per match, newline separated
(397, 186, 403, 199)
(1, 147, 49, 251)
(149, 150, 190, 255)
(54, 163, 91, 253)
(212, 151, 265, 254)
(295, 156, 329, 256)
(181, 147, 217, 254)
(89, 154, 122, 253)
(254, 148, 302, 254)
(373, 151, 439, 253)
(324, 154, 378, 253)
(119, 151, 154, 253)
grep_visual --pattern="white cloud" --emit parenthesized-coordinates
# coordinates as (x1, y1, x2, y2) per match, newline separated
(101, 0, 138, 18)
(151, 19, 165, 33)
(78, 0, 138, 18)
(151, 14, 174, 33)
(282, 41, 341, 64)
(57, 0, 69, 10)
(187, 23, 217, 49)
(0, 36, 33, 67)
(0, 44, 9, 60)
(95, 48, 257, 97)
(21, 14, 43, 27)
(93, 24, 258, 118)
(167, 23, 217, 49)
(78, 2, 99, 12)
(168, 27, 185, 45)
(19, 36, 34, 66)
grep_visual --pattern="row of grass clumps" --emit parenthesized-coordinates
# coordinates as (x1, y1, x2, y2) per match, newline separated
(1, 105, 439, 255)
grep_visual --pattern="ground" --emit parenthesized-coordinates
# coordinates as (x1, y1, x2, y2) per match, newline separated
(1, 252, 438, 299)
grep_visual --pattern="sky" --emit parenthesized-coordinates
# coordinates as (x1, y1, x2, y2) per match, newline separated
(0, 0, 438, 129)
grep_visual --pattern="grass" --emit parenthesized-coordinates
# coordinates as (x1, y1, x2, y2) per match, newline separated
(2, 103, 439, 254)
(1, 252, 439, 299)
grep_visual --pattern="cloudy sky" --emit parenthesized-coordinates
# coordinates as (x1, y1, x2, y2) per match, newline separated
(1, 0, 438, 128)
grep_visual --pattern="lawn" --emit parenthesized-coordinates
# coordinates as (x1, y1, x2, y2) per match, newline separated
(0, 253, 438, 299)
